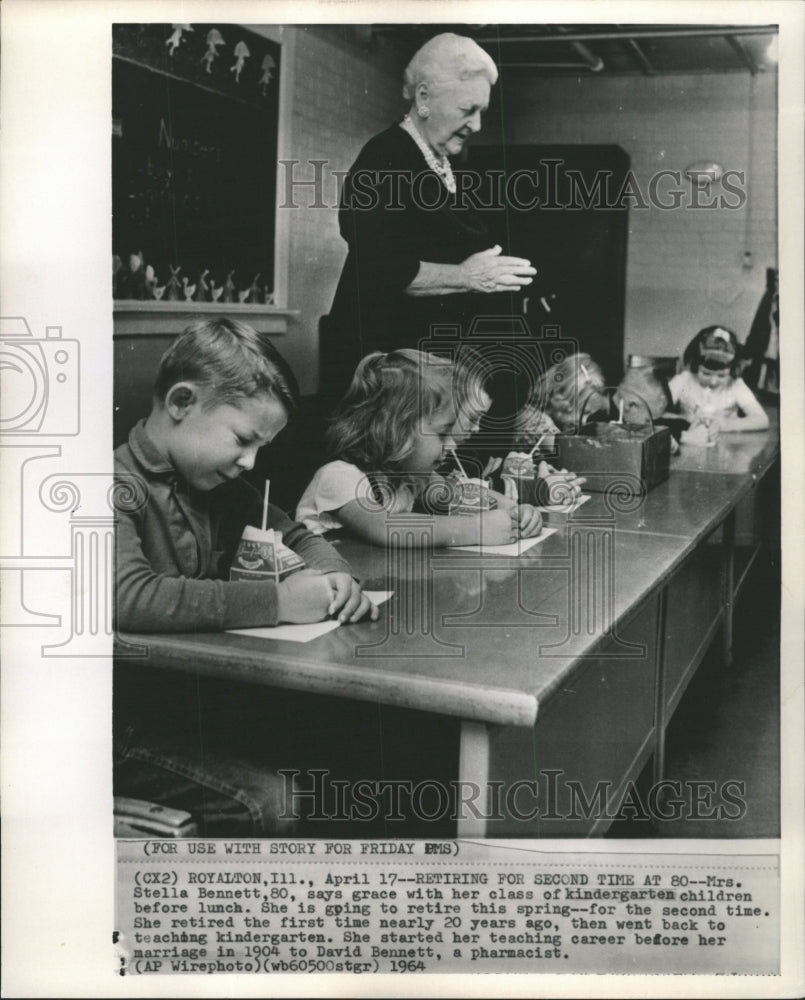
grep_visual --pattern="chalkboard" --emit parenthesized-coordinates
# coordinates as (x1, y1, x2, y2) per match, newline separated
(112, 24, 281, 303)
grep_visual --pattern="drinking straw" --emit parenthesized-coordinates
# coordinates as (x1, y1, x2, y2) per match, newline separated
(261, 480, 270, 531)
(528, 434, 546, 459)
(449, 449, 468, 479)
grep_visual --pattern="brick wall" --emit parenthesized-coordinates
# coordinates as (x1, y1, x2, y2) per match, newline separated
(479, 71, 778, 363)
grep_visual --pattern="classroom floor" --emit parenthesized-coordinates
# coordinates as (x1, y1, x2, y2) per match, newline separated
(608, 549, 781, 839)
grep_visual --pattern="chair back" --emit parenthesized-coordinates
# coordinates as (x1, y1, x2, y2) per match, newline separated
(627, 354, 680, 381)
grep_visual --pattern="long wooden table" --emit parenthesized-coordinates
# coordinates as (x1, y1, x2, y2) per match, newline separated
(117, 415, 779, 838)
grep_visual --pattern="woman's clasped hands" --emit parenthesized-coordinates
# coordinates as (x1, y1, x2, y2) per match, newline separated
(461, 245, 536, 294)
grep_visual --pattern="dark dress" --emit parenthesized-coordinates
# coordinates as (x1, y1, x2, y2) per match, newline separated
(320, 123, 518, 411)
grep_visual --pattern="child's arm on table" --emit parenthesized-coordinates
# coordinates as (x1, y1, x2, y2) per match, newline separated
(535, 462, 586, 505)
(680, 424, 712, 446)
(515, 503, 543, 536)
(426, 472, 543, 539)
(716, 381, 770, 432)
(115, 508, 336, 632)
(487, 488, 543, 538)
(336, 498, 518, 548)
(274, 569, 375, 625)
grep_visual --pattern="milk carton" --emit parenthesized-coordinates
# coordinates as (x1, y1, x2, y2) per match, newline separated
(229, 525, 306, 583)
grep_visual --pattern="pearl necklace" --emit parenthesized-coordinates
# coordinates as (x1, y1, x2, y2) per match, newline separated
(400, 115, 456, 194)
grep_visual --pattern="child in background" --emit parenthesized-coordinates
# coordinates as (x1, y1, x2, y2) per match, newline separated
(514, 352, 609, 443)
(115, 318, 377, 631)
(670, 326, 769, 440)
(445, 356, 584, 507)
(418, 357, 542, 531)
(508, 352, 602, 501)
(296, 350, 542, 546)
(614, 364, 681, 453)
(114, 319, 378, 836)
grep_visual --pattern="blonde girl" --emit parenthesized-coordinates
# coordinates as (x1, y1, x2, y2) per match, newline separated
(297, 350, 538, 546)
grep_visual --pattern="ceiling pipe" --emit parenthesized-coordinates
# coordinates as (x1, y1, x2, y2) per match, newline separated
(625, 38, 655, 75)
(568, 43, 604, 71)
(726, 35, 758, 75)
(500, 62, 605, 70)
(553, 24, 606, 72)
(474, 26, 778, 43)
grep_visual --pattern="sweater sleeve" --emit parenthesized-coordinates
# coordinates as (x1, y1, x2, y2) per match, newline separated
(732, 378, 769, 424)
(115, 505, 283, 633)
(270, 503, 355, 576)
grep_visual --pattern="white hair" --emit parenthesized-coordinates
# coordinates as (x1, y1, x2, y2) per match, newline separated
(402, 33, 498, 102)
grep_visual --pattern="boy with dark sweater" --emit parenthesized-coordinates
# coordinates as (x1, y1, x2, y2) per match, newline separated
(114, 319, 376, 834)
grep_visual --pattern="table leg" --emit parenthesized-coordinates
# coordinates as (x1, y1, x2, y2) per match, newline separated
(456, 720, 491, 838)
(652, 585, 669, 787)
(721, 510, 736, 669)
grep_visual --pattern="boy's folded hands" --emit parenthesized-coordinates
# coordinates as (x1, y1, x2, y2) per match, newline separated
(275, 570, 378, 625)
(322, 571, 379, 624)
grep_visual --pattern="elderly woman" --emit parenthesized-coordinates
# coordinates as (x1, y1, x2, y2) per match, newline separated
(320, 32, 536, 410)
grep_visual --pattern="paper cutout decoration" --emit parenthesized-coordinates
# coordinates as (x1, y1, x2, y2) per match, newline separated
(221, 270, 236, 303)
(260, 54, 276, 94)
(166, 25, 193, 56)
(144, 264, 159, 300)
(194, 269, 210, 302)
(231, 41, 250, 83)
(163, 265, 182, 302)
(245, 273, 263, 304)
(202, 29, 225, 73)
